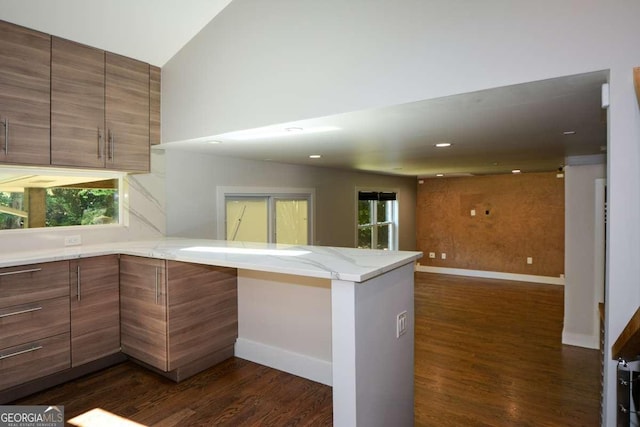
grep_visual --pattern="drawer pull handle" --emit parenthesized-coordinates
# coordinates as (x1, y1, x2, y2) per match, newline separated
(0, 345, 43, 360)
(0, 268, 42, 277)
(0, 306, 43, 318)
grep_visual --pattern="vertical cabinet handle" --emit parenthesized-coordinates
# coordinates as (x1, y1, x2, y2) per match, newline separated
(76, 265, 81, 302)
(1, 117, 7, 155)
(107, 129, 115, 160)
(155, 266, 159, 304)
(97, 128, 103, 159)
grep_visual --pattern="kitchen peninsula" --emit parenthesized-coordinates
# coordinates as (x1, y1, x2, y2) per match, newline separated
(0, 239, 421, 427)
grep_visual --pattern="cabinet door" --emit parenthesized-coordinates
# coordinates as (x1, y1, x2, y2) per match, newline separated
(120, 255, 167, 371)
(149, 66, 161, 146)
(0, 21, 50, 165)
(166, 262, 238, 371)
(69, 255, 120, 367)
(51, 37, 106, 168)
(106, 53, 150, 172)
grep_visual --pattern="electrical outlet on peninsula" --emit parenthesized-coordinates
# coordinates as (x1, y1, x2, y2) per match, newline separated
(396, 311, 407, 338)
(65, 235, 82, 246)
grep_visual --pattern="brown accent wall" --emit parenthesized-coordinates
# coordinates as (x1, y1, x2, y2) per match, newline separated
(416, 172, 564, 276)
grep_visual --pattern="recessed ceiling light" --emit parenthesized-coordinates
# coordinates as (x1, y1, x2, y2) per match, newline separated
(434, 142, 452, 148)
(512, 169, 522, 174)
(285, 127, 304, 133)
(562, 131, 576, 135)
(309, 154, 321, 159)
(436, 173, 444, 177)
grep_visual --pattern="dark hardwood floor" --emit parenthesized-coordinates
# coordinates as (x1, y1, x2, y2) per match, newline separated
(14, 272, 600, 426)
(415, 272, 601, 426)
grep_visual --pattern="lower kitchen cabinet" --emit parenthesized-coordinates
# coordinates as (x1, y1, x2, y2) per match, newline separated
(120, 255, 238, 380)
(0, 334, 70, 390)
(0, 262, 71, 391)
(69, 255, 120, 367)
(120, 255, 168, 370)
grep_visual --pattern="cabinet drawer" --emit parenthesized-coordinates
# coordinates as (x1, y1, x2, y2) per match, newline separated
(0, 333, 70, 390)
(0, 297, 70, 349)
(0, 262, 69, 309)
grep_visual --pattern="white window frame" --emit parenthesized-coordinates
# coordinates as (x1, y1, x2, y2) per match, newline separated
(216, 186, 315, 244)
(355, 187, 399, 250)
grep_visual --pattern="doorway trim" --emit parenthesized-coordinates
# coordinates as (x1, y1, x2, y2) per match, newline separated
(216, 186, 315, 244)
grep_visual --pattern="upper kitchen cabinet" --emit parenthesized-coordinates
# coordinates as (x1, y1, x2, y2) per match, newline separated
(52, 38, 150, 172)
(150, 66, 161, 146)
(105, 53, 150, 172)
(51, 37, 106, 169)
(0, 21, 51, 166)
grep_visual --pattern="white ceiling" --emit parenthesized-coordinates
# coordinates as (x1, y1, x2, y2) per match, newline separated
(0, 0, 233, 66)
(0, 3, 608, 177)
(164, 70, 609, 177)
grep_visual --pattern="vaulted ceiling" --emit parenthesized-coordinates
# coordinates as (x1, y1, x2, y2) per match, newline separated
(0, 2, 608, 177)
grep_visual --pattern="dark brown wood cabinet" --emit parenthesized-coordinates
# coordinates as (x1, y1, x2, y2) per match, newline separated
(69, 255, 120, 367)
(51, 37, 150, 172)
(120, 255, 238, 380)
(0, 20, 51, 166)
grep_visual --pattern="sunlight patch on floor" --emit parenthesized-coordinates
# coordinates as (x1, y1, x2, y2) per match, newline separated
(68, 408, 147, 427)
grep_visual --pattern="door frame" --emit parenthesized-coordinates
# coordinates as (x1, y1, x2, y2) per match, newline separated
(216, 186, 315, 244)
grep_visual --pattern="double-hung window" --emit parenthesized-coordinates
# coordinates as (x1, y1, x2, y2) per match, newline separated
(357, 191, 397, 250)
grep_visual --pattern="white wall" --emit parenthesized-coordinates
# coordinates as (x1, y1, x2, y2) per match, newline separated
(0, 151, 166, 256)
(235, 269, 332, 385)
(564, 164, 607, 349)
(165, 149, 417, 250)
(162, 1, 640, 423)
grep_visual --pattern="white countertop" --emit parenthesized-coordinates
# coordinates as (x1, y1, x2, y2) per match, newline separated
(0, 238, 422, 282)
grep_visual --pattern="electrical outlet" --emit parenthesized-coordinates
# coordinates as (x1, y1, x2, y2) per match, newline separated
(471, 209, 476, 216)
(429, 252, 436, 259)
(441, 253, 447, 260)
(65, 235, 82, 246)
(527, 257, 533, 265)
(396, 311, 407, 338)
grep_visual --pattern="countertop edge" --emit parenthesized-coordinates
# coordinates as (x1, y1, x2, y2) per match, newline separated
(1, 239, 422, 283)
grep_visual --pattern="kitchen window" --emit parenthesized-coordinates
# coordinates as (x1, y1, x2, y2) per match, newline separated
(0, 167, 123, 230)
(357, 191, 397, 250)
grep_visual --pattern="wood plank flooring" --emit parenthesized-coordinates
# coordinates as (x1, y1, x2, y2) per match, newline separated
(13, 272, 600, 426)
(415, 272, 601, 426)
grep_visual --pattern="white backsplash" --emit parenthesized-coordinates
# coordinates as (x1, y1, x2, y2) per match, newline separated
(0, 150, 166, 256)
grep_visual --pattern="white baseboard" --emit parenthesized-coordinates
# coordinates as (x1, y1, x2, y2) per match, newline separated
(234, 337, 333, 386)
(415, 264, 565, 285)
(562, 331, 600, 349)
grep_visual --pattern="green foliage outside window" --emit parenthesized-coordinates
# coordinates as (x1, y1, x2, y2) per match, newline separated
(0, 188, 118, 230)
